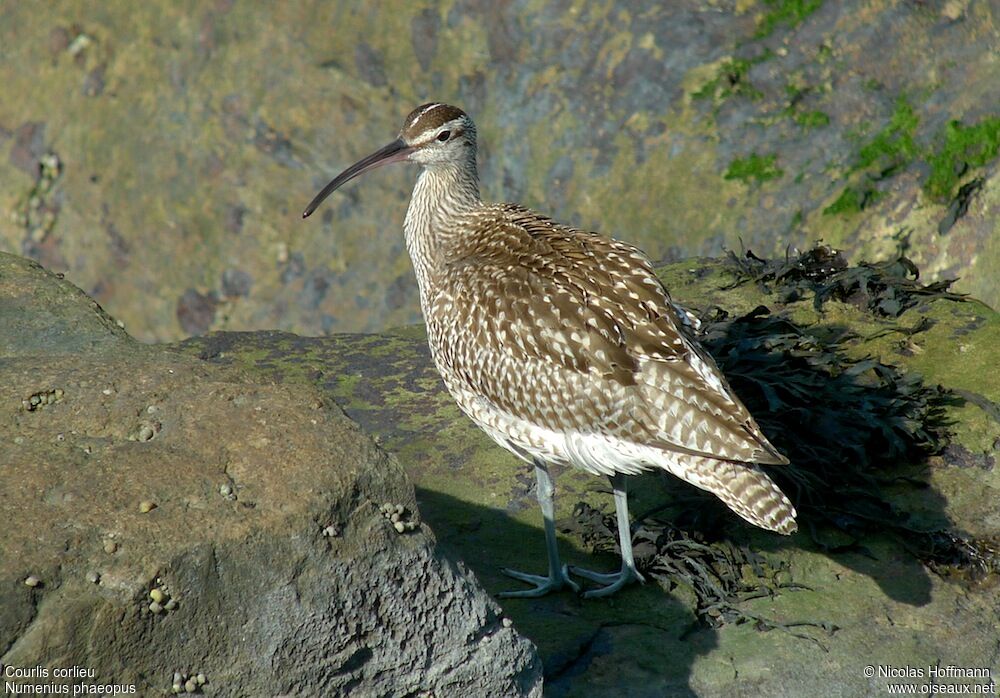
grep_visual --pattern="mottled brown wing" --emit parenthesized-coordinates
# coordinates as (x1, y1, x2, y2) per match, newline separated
(434, 204, 785, 464)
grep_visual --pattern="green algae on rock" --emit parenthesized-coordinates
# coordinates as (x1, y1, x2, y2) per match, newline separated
(724, 152, 784, 184)
(755, 0, 825, 39)
(924, 116, 1000, 202)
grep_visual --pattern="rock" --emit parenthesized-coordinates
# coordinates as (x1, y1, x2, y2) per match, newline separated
(0, 255, 129, 357)
(0, 252, 541, 696)
(0, 2, 997, 342)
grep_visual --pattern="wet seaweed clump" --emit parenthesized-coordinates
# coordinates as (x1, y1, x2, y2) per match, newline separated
(567, 501, 835, 647)
(907, 530, 1000, 585)
(700, 305, 949, 533)
(569, 245, 993, 635)
(725, 243, 965, 316)
(714, 248, 998, 581)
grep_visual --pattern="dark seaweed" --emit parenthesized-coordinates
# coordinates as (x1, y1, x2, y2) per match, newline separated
(723, 243, 965, 316)
(568, 501, 837, 648)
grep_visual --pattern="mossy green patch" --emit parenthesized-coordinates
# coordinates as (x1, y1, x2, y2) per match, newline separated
(781, 83, 830, 129)
(692, 52, 771, 102)
(788, 209, 804, 231)
(822, 185, 882, 216)
(924, 117, 1000, 202)
(755, 0, 824, 38)
(822, 187, 861, 216)
(823, 97, 920, 217)
(792, 109, 830, 128)
(855, 96, 920, 173)
(724, 153, 784, 184)
(824, 98, 1000, 219)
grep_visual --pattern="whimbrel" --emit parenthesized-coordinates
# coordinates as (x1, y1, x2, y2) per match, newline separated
(304, 103, 796, 598)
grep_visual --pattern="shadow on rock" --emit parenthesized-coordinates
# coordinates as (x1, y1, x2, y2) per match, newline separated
(689, 248, 981, 606)
(709, 307, 943, 605)
(416, 487, 716, 698)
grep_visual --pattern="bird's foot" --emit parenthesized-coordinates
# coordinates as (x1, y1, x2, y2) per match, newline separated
(497, 564, 581, 598)
(569, 564, 646, 598)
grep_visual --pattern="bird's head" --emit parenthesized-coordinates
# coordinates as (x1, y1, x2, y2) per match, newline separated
(303, 102, 475, 218)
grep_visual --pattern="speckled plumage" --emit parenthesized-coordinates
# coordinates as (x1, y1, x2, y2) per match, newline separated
(305, 103, 796, 596)
(396, 105, 796, 536)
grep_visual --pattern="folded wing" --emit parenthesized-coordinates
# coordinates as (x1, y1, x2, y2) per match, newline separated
(431, 204, 787, 467)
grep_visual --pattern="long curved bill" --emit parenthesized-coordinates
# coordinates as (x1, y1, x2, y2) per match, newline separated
(302, 138, 413, 218)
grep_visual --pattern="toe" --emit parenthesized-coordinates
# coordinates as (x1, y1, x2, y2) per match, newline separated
(560, 564, 581, 593)
(497, 566, 578, 598)
(500, 568, 549, 586)
(575, 565, 644, 598)
(567, 565, 620, 585)
(498, 586, 552, 599)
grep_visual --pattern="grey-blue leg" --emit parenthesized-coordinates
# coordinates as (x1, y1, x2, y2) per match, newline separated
(570, 472, 647, 598)
(499, 460, 580, 598)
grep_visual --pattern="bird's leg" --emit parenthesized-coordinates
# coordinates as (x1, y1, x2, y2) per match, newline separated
(570, 472, 647, 598)
(498, 460, 580, 598)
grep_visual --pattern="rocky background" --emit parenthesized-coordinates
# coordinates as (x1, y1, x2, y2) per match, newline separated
(0, 1, 997, 343)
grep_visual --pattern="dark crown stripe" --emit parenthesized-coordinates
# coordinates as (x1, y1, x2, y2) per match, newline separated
(403, 103, 467, 137)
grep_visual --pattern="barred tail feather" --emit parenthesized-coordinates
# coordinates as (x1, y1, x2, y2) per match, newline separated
(661, 453, 798, 534)
(711, 464, 798, 534)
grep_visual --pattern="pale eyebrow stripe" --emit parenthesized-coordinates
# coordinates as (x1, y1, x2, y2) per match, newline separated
(409, 103, 442, 129)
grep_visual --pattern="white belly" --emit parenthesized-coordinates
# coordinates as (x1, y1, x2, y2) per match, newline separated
(452, 388, 697, 480)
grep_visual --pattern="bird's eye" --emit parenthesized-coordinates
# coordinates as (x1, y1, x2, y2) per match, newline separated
(436, 130, 451, 142)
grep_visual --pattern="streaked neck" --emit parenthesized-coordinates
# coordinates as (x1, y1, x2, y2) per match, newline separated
(404, 157, 481, 300)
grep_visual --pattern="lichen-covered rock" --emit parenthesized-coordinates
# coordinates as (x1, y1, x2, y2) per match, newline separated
(0, 252, 541, 697)
(1, 2, 997, 343)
